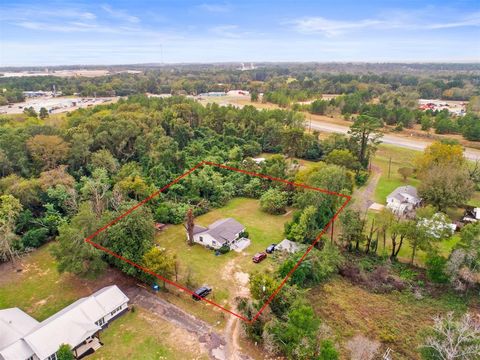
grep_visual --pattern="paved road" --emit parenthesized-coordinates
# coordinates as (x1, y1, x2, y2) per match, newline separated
(309, 121, 480, 161)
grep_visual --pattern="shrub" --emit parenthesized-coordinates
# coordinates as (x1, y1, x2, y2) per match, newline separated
(425, 253, 449, 283)
(260, 188, 288, 215)
(218, 245, 230, 254)
(22, 228, 49, 248)
(355, 170, 369, 186)
(319, 339, 339, 360)
(239, 230, 249, 238)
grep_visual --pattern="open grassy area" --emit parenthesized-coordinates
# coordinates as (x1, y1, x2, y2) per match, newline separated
(309, 277, 471, 360)
(156, 197, 292, 305)
(372, 144, 421, 204)
(91, 309, 209, 360)
(0, 244, 93, 320)
(0, 245, 206, 359)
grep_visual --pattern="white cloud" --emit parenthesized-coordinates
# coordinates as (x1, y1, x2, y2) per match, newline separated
(198, 3, 231, 13)
(101, 4, 139, 23)
(290, 12, 480, 36)
(291, 17, 386, 36)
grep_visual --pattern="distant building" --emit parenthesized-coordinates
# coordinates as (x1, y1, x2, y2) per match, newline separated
(463, 207, 480, 223)
(227, 90, 249, 96)
(198, 92, 226, 97)
(386, 185, 421, 217)
(0, 285, 129, 360)
(252, 157, 266, 164)
(191, 218, 245, 249)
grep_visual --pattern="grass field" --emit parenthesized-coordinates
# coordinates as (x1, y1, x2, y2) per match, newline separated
(309, 277, 471, 360)
(372, 144, 421, 204)
(0, 245, 206, 359)
(0, 244, 94, 321)
(155, 197, 292, 305)
(91, 309, 209, 360)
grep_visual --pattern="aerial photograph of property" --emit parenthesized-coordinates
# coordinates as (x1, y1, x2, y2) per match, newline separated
(0, 0, 479, 359)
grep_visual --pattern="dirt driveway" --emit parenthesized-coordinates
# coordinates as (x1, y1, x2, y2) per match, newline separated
(125, 286, 252, 360)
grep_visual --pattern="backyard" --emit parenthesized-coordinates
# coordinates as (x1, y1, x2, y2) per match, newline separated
(155, 197, 293, 305)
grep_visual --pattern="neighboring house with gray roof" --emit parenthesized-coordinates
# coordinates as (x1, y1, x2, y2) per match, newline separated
(0, 285, 129, 360)
(386, 185, 421, 217)
(192, 218, 245, 249)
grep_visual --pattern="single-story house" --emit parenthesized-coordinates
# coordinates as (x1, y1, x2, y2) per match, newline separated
(0, 285, 129, 360)
(386, 185, 421, 217)
(276, 239, 301, 254)
(191, 218, 245, 250)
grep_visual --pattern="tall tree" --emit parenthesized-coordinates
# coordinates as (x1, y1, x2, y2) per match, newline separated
(51, 202, 106, 278)
(26, 135, 71, 171)
(348, 115, 383, 167)
(0, 195, 22, 264)
(418, 163, 474, 211)
(184, 208, 195, 246)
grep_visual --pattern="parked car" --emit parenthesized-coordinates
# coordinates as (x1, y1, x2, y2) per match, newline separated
(252, 252, 267, 263)
(266, 244, 277, 254)
(192, 286, 212, 301)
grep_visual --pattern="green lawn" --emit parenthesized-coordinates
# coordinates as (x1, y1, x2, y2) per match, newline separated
(91, 309, 209, 360)
(0, 244, 90, 320)
(372, 144, 420, 203)
(155, 197, 292, 304)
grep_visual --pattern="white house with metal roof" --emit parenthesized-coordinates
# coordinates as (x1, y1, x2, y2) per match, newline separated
(0, 285, 129, 360)
(386, 185, 421, 217)
(191, 218, 245, 249)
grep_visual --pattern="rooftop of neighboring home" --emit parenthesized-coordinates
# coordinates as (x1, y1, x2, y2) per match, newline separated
(387, 185, 420, 204)
(193, 218, 245, 245)
(0, 285, 129, 360)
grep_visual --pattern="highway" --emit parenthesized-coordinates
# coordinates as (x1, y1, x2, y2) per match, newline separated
(309, 121, 480, 161)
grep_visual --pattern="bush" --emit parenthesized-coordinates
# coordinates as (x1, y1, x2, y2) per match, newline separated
(425, 253, 449, 283)
(239, 230, 249, 238)
(355, 170, 369, 186)
(22, 228, 49, 248)
(218, 245, 230, 254)
(319, 340, 339, 360)
(260, 188, 288, 214)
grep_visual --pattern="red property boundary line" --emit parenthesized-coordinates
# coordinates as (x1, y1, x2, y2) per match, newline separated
(85, 161, 351, 324)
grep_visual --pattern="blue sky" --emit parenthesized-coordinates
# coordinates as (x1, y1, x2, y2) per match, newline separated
(0, 0, 479, 66)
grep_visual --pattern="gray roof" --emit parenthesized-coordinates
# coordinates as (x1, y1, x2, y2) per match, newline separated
(0, 285, 129, 360)
(387, 185, 420, 203)
(192, 224, 207, 235)
(197, 218, 245, 244)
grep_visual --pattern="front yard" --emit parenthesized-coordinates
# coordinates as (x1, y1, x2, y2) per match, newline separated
(155, 197, 293, 305)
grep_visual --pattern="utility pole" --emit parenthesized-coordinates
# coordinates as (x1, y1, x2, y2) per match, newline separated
(388, 157, 392, 179)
